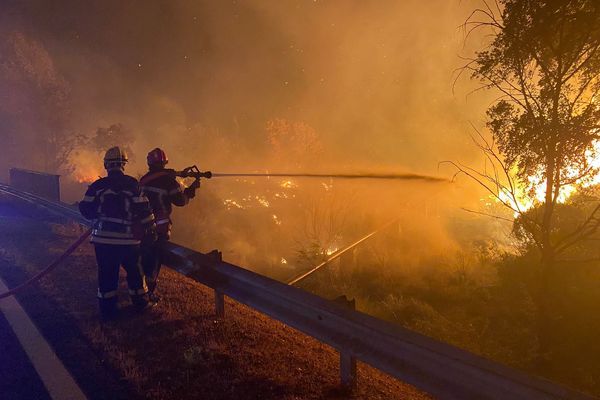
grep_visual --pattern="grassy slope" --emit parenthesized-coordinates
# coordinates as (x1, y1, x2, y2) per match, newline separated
(0, 215, 429, 400)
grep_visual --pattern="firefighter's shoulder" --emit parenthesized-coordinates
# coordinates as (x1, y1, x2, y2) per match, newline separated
(140, 171, 151, 182)
(87, 176, 107, 190)
(156, 170, 179, 186)
(119, 175, 141, 193)
(162, 169, 177, 181)
(123, 174, 141, 185)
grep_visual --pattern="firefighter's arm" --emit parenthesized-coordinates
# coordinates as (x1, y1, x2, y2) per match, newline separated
(79, 185, 99, 220)
(131, 185, 156, 229)
(132, 189, 157, 243)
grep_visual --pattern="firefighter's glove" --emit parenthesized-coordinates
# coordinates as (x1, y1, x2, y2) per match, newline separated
(184, 180, 199, 199)
(184, 186, 196, 199)
(142, 226, 158, 245)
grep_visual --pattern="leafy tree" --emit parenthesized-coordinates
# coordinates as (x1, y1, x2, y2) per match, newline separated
(88, 123, 136, 161)
(452, 0, 600, 369)
(0, 31, 76, 174)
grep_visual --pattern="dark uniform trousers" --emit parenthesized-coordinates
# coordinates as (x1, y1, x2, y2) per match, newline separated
(95, 244, 147, 315)
(141, 232, 169, 294)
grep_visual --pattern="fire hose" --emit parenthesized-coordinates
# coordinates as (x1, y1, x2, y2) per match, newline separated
(176, 166, 449, 182)
(0, 228, 92, 300)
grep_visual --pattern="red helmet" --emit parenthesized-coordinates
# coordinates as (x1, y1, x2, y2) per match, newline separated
(147, 148, 168, 166)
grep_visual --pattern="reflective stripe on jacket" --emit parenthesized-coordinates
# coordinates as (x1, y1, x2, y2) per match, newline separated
(79, 170, 155, 245)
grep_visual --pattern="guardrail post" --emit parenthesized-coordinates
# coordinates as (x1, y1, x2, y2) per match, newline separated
(205, 250, 225, 319)
(340, 350, 357, 389)
(215, 290, 225, 318)
(336, 295, 357, 389)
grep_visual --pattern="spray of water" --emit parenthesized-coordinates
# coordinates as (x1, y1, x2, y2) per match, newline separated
(210, 172, 449, 182)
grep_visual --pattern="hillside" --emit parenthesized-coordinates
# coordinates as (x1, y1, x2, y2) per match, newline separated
(0, 211, 429, 400)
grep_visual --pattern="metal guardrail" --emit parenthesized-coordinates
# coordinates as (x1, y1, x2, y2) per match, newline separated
(9, 168, 61, 202)
(0, 183, 596, 400)
(0, 183, 88, 225)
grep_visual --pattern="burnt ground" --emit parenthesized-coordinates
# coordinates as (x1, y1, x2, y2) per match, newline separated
(0, 198, 430, 400)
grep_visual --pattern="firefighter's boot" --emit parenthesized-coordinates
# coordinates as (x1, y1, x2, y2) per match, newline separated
(131, 294, 150, 312)
(99, 297, 119, 321)
(148, 291, 161, 305)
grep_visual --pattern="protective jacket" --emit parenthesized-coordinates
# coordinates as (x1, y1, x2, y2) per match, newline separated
(79, 170, 155, 245)
(139, 168, 193, 238)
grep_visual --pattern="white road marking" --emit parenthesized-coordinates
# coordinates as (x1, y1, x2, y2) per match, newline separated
(0, 276, 87, 400)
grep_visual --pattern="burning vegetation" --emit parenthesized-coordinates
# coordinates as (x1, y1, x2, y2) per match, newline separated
(1, 0, 600, 397)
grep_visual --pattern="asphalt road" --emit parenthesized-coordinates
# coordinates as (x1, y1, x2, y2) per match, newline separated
(0, 192, 134, 400)
(0, 196, 53, 399)
(0, 310, 51, 400)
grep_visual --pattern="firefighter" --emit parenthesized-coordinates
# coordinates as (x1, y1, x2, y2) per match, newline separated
(79, 146, 156, 320)
(140, 147, 199, 303)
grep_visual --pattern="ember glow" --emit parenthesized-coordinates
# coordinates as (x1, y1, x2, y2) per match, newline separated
(73, 172, 100, 184)
(325, 246, 339, 256)
(69, 151, 103, 184)
(280, 180, 296, 189)
(223, 199, 244, 210)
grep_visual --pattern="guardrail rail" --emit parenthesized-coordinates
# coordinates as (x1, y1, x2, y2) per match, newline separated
(0, 183, 595, 400)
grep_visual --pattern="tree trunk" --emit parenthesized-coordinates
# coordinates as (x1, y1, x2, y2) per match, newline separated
(535, 247, 556, 374)
(536, 148, 557, 373)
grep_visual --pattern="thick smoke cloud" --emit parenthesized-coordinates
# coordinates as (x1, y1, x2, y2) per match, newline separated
(0, 0, 503, 274)
(1, 0, 488, 172)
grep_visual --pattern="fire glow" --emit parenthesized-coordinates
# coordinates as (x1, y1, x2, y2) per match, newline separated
(497, 139, 600, 214)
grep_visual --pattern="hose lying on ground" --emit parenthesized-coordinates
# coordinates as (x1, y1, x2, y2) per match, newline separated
(0, 228, 92, 300)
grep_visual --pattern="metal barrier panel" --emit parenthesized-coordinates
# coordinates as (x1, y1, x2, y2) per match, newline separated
(9, 168, 61, 202)
(161, 243, 597, 400)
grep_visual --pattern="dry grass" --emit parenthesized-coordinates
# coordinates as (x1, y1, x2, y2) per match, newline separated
(0, 215, 430, 400)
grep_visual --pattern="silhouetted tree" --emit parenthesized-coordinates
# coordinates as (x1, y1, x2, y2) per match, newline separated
(88, 123, 135, 160)
(0, 31, 76, 174)
(452, 0, 600, 369)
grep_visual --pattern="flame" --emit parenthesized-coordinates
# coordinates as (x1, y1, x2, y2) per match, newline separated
(256, 196, 270, 208)
(224, 199, 244, 210)
(272, 214, 282, 225)
(321, 182, 332, 191)
(280, 180, 297, 189)
(74, 173, 100, 184)
(69, 149, 102, 184)
(71, 165, 102, 183)
(497, 139, 600, 214)
(325, 246, 338, 256)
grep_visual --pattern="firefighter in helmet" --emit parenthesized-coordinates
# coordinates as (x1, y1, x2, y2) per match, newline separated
(140, 147, 199, 302)
(79, 146, 156, 320)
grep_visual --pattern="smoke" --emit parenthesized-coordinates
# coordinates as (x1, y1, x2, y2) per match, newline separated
(0, 0, 506, 275)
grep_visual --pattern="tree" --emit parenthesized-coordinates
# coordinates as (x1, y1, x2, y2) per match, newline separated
(88, 123, 136, 160)
(452, 0, 600, 369)
(0, 31, 76, 174)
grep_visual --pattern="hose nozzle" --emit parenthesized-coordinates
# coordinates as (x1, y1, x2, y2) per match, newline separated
(177, 165, 212, 179)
